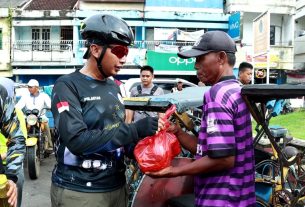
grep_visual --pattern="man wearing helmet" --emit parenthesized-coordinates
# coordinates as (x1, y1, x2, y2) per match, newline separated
(50, 14, 162, 207)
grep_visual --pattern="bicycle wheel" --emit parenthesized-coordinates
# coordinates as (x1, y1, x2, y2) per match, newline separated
(256, 196, 270, 207)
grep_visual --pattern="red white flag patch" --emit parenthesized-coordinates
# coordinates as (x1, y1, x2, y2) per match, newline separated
(57, 101, 69, 113)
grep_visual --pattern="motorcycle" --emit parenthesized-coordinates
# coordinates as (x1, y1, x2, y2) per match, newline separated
(25, 108, 51, 179)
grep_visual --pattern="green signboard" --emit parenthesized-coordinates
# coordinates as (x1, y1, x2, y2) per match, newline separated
(147, 50, 195, 72)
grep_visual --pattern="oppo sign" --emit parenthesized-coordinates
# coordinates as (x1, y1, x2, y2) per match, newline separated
(168, 56, 195, 66)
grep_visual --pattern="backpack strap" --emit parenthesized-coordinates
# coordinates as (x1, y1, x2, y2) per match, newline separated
(150, 85, 158, 95)
(137, 85, 142, 96)
(136, 85, 158, 96)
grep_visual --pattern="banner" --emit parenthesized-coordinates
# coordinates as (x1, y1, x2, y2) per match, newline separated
(176, 30, 205, 42)
(125, 48, 147, 66)
(154, 28, 176, 41)
(145, 0, 223, 9)
(253, 11, 270, 56)
(155, 44, 180, 53)
(147, 50, 195, 71)
(228, 12, 240, 40)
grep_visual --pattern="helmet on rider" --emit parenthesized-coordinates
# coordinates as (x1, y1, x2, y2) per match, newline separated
(80, 14, 134, 77)
(81, 14, 134, 49)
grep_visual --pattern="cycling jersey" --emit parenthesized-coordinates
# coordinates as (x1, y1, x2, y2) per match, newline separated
(0, 83, 26, 182)
(51, 70, 139, 193)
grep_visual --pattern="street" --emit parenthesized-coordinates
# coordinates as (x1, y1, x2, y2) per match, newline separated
(22, 154, 55, 207)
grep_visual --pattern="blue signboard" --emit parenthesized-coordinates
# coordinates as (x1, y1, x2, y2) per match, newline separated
(146, 0, 223, 9)
(228, 12, 241, 40)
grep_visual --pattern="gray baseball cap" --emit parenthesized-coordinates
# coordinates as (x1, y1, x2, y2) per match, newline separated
(178, 31, 237, 59)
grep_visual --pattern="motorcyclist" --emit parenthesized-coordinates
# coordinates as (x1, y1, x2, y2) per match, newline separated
(50, 14, 163, 207)
(15, 79, 53, 152)
(0, 79, 26, 207)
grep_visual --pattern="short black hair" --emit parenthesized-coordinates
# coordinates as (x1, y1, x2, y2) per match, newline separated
(226, 53, 236, 66)
(239, 62, 253, 73)
(140, 65, 154, 74)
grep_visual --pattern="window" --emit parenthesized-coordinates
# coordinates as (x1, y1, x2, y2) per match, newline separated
(270, 25, 275, 45)
(32, 27, 50, 51)
(60, 26, 73, 50)
(0, 29, 2, 50)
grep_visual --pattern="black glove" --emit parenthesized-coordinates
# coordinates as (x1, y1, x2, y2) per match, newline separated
(134, 117, 158, 139)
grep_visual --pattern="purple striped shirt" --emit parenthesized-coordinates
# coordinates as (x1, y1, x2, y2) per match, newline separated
(195, 79, 255, 207)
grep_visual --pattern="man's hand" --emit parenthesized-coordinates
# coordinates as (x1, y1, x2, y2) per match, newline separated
(134, 117, 158, 139)
(145, 166, 176, 178)
(166, 122, 183, 136)
(7, 180, 17, 207)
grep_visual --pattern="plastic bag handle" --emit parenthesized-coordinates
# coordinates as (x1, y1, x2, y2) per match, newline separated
(163, 104, 176, 120)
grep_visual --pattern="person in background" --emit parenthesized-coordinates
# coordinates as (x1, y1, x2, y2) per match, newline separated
(147, 31, 256, 207)
(126, 65, 164, 123)
(50, 14, 162, 207)
(0, 79, 26, 207)
(171, 79, 184, 93)
(15, 79, 53, 152)
(198, 81, 205, 86)
(238, 62, 253, 85)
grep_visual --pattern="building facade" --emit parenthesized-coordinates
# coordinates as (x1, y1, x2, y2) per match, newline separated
(225, 0, 295, 84)
(9, 0, 229, 85)
(0, 7, 11, 76)
(2, 0, 298, 85)
(290, 0, 305, 83)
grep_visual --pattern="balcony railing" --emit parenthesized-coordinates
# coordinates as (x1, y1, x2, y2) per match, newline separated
(13, 40, 73, 62)
(12, 40, 194, 63)
(132, 41, 193, 50)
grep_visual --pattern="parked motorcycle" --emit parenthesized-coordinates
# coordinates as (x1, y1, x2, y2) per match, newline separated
(25, 108, 51, 179)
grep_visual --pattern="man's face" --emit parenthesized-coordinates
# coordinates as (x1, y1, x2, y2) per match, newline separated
(28, 86, 39, 95)
(95, 44, 128, 77)
(194, 52, 222, 85)
(140, 70, 154, 87)
(239, 68, 253, 85)
(177, 82, 183, 91)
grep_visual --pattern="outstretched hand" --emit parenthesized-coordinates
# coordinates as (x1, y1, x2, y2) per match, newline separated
(145, 166, 175, 178)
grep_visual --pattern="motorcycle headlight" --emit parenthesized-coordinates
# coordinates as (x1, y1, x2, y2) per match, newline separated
(26, 114, 38, 126)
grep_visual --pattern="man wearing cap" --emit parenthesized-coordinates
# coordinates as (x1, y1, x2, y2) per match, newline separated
(147, 31, 256, 207)
(16, 79, 53, 152)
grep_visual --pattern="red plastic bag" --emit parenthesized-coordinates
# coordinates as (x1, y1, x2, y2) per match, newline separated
(134, 105, 181, 172)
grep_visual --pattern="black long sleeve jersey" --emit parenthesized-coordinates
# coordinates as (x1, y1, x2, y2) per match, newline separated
(51, 70, 139, 192)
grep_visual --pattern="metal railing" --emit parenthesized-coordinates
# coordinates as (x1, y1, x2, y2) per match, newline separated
(13, 40, 73, 51)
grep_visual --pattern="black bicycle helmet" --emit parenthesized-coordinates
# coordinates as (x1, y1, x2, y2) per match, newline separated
(81, 14, 134, 55)
(80, 14, 134, 78)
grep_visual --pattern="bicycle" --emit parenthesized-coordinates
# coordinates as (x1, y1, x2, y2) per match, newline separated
(242, 84, 305, 207)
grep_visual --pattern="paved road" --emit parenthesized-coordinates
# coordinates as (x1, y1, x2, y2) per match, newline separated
(22, 154, 55, 207)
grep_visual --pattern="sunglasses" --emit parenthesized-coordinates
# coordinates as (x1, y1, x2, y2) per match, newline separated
(110, 45, 129, 59)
